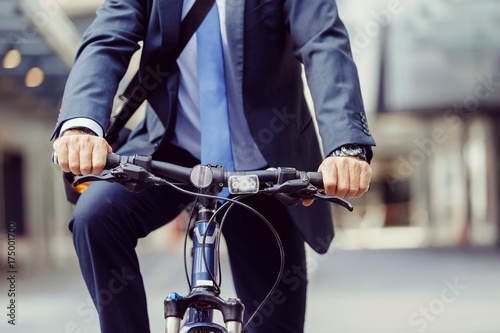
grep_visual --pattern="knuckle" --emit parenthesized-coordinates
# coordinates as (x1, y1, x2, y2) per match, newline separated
(337, 183, 349, 192)
(336, 185, 348, 197)
(349, 186, 359, 195)
(59, 161, 70, 172)
(66, 137, 78, 147)
(80, 167, 92, 175)
(80, 160, 91, 170)
(54, 137, 70, 149)
(347, 190, 359, 198)
(336, 157, 349, 166)
(94, 138, 108, 150)
(336, 191, 347, 199)
(323, 182, 336, 194)
(333, 156, 345, 165)
(93, 162, 106, 173)
(68, 161, 80, 170)
(363, 163, 372, 174)
(95, 136, 106, 144)
(81, 135, 92, 144)
(94, 159, 106, 168)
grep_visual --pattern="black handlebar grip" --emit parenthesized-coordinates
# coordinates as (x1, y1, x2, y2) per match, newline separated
(307, 172, 324, 188)
(105, 153, 121, 168)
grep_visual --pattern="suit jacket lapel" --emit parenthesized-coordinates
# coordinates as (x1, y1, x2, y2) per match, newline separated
(225, 0, 245, 101)
(157, 0, 183, 55)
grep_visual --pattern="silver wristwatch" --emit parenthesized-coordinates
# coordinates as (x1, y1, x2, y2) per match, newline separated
(330, 144, 367, 162)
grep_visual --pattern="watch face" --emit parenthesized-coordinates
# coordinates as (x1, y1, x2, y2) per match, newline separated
(341, 144, 362, 156)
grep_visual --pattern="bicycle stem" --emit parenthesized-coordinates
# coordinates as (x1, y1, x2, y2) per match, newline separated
(164, 184, 245, 332)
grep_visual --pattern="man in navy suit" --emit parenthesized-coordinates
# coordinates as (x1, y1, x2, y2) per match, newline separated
(52, 0, 375, 332)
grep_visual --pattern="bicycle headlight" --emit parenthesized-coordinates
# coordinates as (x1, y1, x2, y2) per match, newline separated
(228, 175, 259, 194)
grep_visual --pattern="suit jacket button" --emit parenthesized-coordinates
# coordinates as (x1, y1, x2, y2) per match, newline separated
(360, 112, 366, 120)
(363, 129, 371, 136)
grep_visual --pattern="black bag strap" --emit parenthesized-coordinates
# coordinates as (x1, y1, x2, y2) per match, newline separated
(106, 0, 216, 143)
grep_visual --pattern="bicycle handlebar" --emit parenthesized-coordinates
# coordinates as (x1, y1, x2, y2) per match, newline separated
(53, 153, 352, 211)
(55, 153, 323, 187)
(110, 154, 324, 189)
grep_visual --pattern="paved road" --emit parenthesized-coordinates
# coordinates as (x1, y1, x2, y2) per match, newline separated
(2, 246, 499, 333)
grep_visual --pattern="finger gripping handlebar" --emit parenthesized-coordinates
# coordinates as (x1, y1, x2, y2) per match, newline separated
(52, 151, 122, 169)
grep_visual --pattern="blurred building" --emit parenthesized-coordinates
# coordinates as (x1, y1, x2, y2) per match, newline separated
(0, 0, 101, 274)
(334, 0, 500, 250)
(0, 0, 499, 274)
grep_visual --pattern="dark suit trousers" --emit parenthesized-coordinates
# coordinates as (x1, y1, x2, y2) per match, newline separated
(69, 146, 308, 333)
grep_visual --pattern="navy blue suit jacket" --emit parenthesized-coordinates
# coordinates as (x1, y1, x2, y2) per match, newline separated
(54, 0, 376, 253)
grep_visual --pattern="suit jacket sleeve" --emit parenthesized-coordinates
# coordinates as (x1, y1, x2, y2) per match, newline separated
(282, 0, 376, 155)
(52, 0, 147, 137)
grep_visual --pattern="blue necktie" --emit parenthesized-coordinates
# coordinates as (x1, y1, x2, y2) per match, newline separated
(198, 3, 234, 196)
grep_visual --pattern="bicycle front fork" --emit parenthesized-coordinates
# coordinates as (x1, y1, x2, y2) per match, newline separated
(225, 321, 243, 333)
(164, 292, 244, 333)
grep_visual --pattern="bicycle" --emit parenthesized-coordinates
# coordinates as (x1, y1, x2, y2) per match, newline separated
(55, 153, 353, 333)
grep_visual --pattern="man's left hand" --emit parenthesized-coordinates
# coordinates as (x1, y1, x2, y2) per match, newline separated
(302, 156, 372, 206)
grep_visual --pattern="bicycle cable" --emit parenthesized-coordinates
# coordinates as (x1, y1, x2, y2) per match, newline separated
(214, 197, 248, 288)
(159, 179, 286, 332)
(174, 184, 254, 293)
(201, 195, 250, 293)
(183, 197, 200, 291)
(232, 202, 285, 332)
(201, 195, 286, 332)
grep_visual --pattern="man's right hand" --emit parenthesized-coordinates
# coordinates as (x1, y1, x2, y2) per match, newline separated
(53, 129, 113, 175)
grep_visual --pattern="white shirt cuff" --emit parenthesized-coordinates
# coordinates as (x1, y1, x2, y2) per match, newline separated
(59, 118, 104, 137)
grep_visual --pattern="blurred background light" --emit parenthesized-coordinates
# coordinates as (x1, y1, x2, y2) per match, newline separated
(2, 49, 22, 69)
(24, 67, 45, 87)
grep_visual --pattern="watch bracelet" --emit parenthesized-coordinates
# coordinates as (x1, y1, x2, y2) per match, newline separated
(329, 145, 368, 162)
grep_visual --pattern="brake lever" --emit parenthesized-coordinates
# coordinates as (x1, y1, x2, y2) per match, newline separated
(264, 180, 353, 211)
(73, 164, 165, 192)
(73, 172, 119, 186)
(262, 179, 307, 206)
(296, 185, 353, 211)
(310, 192, 353, 212)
